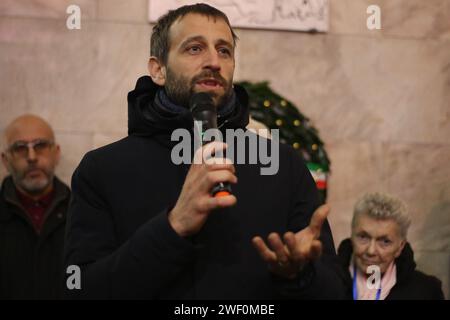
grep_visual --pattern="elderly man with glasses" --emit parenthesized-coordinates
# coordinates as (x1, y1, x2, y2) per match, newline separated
(0, 114, 70, 299)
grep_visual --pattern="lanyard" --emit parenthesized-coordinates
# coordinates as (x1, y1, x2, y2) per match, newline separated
(353, 264, 381, 300)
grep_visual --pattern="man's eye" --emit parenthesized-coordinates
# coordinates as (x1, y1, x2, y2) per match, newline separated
(187, 46, 202, 54)
(34, 141, 50, 151)
(357, 234, 369, 241)
(13, 145, 28, 153)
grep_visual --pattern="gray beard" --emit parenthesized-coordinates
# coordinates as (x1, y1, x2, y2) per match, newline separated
(14, 171, 54, 196)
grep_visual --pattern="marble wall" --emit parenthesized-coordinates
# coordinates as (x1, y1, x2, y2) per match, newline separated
(0, 0, 449, 298)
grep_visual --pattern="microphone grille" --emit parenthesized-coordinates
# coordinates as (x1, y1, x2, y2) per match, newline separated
(189, 92, 215, 114)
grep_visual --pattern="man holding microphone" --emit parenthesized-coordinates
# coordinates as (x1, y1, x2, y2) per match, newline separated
(64, 3, 344, 299)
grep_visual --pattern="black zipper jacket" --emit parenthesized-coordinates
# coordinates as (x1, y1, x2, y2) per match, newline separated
(63, 76, 345, 299)
(0, 176, 70, 299)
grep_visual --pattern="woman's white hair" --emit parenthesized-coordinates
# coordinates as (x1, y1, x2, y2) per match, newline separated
(352, 192, 411, 239)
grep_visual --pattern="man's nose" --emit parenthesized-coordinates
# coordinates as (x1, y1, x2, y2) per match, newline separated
(203, 50, 221, 71)
(27, 146, 38, 162)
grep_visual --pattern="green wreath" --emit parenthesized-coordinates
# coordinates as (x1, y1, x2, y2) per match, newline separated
(237, 81, 330, 204)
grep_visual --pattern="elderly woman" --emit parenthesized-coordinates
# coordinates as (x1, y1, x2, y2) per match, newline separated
(338, 192, 444, 300)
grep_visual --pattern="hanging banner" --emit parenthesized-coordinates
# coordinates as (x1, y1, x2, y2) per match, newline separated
(149, 0, 329, 32)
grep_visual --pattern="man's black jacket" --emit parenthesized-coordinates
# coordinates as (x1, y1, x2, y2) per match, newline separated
(64, 76, 345, 299)
(0, 176, 70, 299)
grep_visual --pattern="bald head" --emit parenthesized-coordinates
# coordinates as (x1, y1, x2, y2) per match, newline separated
(1, 114, 60, 199)
(3, 114, 55, 150)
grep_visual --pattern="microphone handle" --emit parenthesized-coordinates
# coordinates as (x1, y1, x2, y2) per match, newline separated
(211, 182, 232, 198)
(199, 126, 232, 198)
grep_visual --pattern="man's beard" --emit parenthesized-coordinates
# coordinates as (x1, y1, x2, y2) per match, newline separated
(11, 165, 54, 196)
(164, 67, 233, 109)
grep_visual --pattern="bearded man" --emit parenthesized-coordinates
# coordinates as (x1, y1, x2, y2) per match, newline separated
(1, 114, 70, 299)
(64, 3, 345, 299)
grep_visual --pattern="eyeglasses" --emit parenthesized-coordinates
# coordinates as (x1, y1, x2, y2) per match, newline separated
(7, 139, 54, 158)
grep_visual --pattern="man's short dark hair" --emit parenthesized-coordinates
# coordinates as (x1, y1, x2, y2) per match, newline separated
(150, 3, 238, 65)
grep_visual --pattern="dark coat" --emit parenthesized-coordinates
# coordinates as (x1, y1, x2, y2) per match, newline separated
(63, 76, 345, 299)
(0, 176, 70, 299)
(337, 238, 444, 300)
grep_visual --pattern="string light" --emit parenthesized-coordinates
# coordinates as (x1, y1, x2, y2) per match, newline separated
(263, 100, 271, 107)
(293, 142, 300, 149)
(275, 119, 283, 126)
(312, 144, 318, 151)
(280, 100, 287, 107)
(293, 119, 301, 127)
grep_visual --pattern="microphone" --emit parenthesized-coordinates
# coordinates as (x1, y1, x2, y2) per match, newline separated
(189, 92, 232, 198)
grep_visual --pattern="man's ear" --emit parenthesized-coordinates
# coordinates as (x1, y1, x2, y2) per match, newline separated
(54, 144, 61, 166)
(1, 152, 10, 173)
(148, 57, 166, 86)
